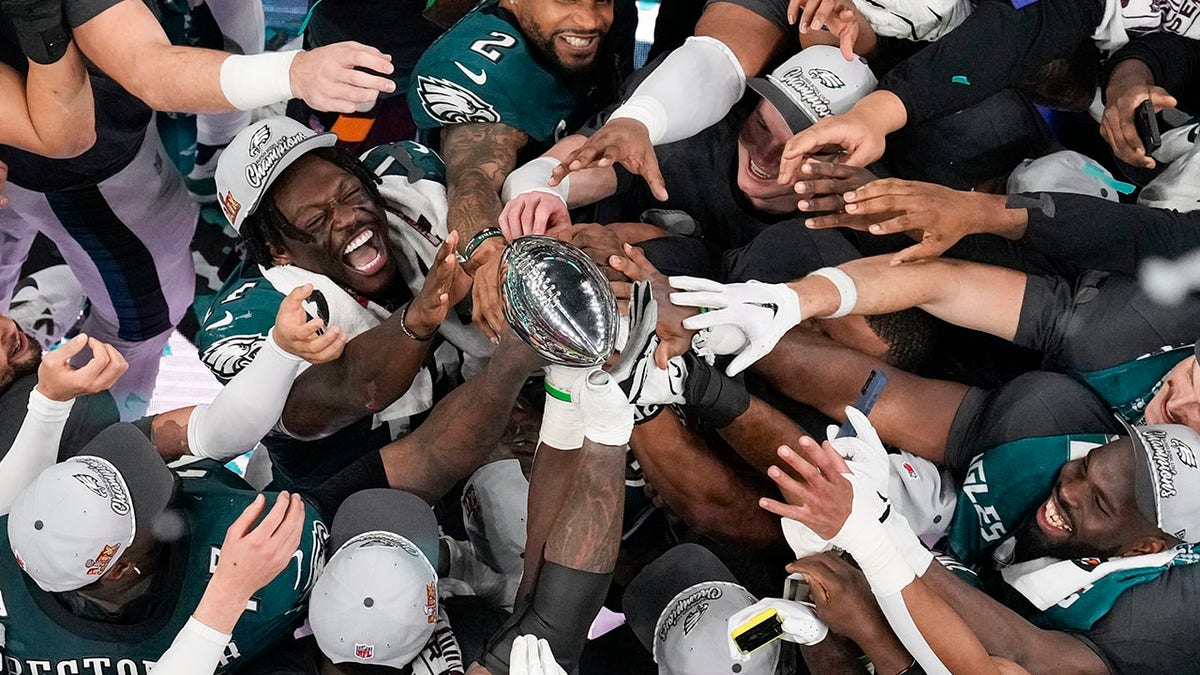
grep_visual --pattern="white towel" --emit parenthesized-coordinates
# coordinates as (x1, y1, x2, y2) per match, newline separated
(1001, 547, 1178, 611)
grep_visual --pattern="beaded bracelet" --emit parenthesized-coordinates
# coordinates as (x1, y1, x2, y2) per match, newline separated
(400, 302, 437, 341)
(462, 227, 505, 262)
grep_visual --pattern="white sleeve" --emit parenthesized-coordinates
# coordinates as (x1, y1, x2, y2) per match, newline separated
(152, 617, 232, 675)
(608, 36, 746, 145)
(186, 329, 304, 461)
(850, 0, 972, 41)
(0, 389, 74, 515)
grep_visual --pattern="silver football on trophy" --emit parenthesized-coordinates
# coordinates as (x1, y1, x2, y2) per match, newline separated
(499, 236, 618, 366)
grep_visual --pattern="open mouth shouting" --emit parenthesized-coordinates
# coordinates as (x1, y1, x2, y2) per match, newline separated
(748, 157, 777, 181)
(342, 228, 389, 275)
(1036, 491, 1074, 538)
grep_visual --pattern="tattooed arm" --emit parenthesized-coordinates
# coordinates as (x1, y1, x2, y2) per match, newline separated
(441, 122, 530, 341)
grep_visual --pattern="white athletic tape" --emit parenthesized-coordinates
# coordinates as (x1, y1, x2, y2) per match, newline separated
(502, 157, 571, 205)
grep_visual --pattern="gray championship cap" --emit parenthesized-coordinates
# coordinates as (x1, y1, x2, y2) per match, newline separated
(309, 489, 441, 668)
(215, 116, 337, 232)
(747, 45, 877, 135)
(8, 423, 175, 592)
(623, 544, 780, 675)
(1123, 423, 1200, 542)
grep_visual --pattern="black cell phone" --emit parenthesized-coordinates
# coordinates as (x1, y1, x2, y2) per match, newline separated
(1135, 99, 1162, 154)
(836, 369, 888, 438)
(302, 289, 331, 336)
(730, 608, 784, 655)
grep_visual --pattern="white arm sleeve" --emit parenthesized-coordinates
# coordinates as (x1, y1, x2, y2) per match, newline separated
(850, 0, 972, 41)
(502, 157, 571, 205)
(608, 36, 746, 145)
(186, 329, 304, 462)
(152, 617, 232, 675)
(0, 390, 74, 515)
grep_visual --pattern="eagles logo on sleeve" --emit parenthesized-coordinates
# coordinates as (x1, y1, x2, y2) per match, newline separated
(202, 334, 266, 381)
(415, 75, 502, 124)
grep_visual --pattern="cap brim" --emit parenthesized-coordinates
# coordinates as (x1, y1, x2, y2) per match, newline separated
(79, 423, 176, 539)
(241, 132, 338, 225)
(747, 77, 818, 135)
(330, 489, 439, 567)
(622, 544, 739, 654)
(1116, 419, 1161, 528)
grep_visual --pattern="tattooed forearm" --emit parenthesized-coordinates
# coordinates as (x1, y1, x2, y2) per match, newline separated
(543, 439, 625, 574)
(441, 122, 529, 248)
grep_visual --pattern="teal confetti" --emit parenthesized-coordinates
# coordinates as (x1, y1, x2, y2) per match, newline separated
(951, 75, 971, 85)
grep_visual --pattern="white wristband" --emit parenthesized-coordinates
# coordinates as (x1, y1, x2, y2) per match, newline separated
(539, 393, 585, 450)
(808, 267, 858, 319)
(502, 157, 571, 206)
(219, 50, 299, 111)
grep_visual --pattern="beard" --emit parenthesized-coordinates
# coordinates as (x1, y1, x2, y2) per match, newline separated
(1012, 518, 1118, 562)
(527, 28, 604, 77)
(0, 330, 43, 393)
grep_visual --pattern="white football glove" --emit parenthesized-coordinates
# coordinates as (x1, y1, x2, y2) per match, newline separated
(826, 406, 890, 500)
(670, 276, 802, 376)
(611, 280, 687, 421)
(726, 597, 829, 662)
(510, 635, 567, 675)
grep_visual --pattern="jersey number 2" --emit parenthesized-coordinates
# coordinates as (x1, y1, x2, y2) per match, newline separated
(469, 32, 517, 63)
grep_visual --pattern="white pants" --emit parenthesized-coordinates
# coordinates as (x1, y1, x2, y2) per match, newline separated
(0, 128, 198, 420)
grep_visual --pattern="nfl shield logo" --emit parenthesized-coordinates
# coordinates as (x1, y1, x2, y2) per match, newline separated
(355, 643, 374, 660)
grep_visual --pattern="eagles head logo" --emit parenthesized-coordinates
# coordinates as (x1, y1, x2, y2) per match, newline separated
(202, 334, 266, 381)
(416, 76, 501, 125)
(807, 68, 846, 89)
(248, 125, 272, 157)
(682, 603, 708, 636)
(1170, 438, 1198, 470)
(73, 473, 109, 499)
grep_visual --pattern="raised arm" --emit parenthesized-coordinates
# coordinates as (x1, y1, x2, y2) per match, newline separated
(278, 235, 466, 439)
(441, 122, 530, 340)
(149, 284, 346, 460)
(498, 134, 618, 239)
(72, 0, 394, 113)
(672, 254, 1026, 375)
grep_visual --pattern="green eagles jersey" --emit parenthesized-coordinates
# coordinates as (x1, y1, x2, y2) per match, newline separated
(946, 433, 1200, 631)
(1073, 343, 1193, 424)
(408, 0, 619, 151)
(0, 460, 326, 675)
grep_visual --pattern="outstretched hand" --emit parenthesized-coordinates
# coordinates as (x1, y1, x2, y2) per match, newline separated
(409, 230, 471, 338)
(609, 243, 695, 369)
(274, 283, 348, 364)
(549, 118, 668, 201)
(498, 191, 571, 240)
(788, 0, 860, 61)
(758, 435, 853, 539)
(289, 41, 395, 114)
(804, 178, 997, 264)
(35, 333, 128, 402)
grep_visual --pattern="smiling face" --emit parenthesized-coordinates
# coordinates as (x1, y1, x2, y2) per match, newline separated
(1143, 356, 1200, 430)
(1017, 439, 1168, 561)
(736, 100, 801, 214)
(512, 0, 613, 75)
(0, 316, 42, 392)
(268, 154, 399, 301)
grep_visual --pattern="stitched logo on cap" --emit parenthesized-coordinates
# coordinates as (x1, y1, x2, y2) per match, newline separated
(249, 125, 272, 156)
(1171, 438, 1197, 470)
(807, 68, 846, 89)
(657, 586, 721, 642)
(425, 583, 438, 623)
(775, 69, 833, 119)
(74, 458, 131, 516)
(354, 643, 374, 660)
(245, 132, 308, 189)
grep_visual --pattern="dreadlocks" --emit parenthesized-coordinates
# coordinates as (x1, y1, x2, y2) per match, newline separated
(239, 146, 385, 268)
